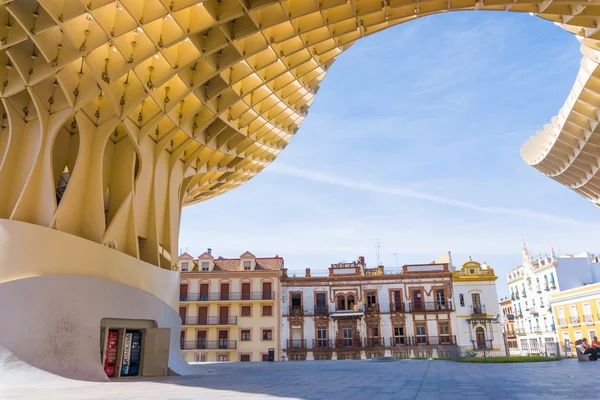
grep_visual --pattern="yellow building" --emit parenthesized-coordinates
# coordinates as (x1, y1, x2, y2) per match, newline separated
(551, 283, 600, 347)
(178, 250, 282, 362)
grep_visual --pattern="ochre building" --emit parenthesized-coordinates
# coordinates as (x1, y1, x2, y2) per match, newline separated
(551, 282, 600, 348)
(178, 250, 282, 362)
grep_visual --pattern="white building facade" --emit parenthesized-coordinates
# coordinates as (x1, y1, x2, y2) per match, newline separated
(280, 256, 504, 361)
(452, 261, 504, 355)
(507, 242, 600, 354)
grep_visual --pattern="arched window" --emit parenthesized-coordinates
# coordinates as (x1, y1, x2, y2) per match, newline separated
(347, 294, 355, 310)
(337, 295, 346, 311)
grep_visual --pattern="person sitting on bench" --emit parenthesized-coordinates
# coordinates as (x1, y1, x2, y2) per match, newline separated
(576, 339, 599, 360)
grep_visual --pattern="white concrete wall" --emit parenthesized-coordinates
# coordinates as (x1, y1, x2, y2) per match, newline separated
(0, 274, 194, 381)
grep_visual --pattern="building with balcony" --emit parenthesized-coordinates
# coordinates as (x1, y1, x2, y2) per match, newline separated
(500, 297, 519, 354)
(452, 261, 504, 354)
(280, 254, 460, 361)
(178, 250, 282, 363)
(506, 241, 600, 354)
(551, 282, 600, 349)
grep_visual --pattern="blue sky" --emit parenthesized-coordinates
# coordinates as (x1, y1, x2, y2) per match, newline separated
(180, 12, 600, 298)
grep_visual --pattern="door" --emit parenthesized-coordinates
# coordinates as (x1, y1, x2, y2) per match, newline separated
(241, 282, 251, 300)
(471, 293, 482, 314)
(198, 307, 208, 325)
(218, 330, 228, 349)
(315, 293, 326, 314)
(317, 327, 327, 347)
(584, 303, 592, 322)
(179, 284, 188, 301)
(197, 331, 207, 349)
(476, 327, 486, 349)
(343, 327, 353, 347)
(435, 289, 446, 310)
(199, 283, 209, 301)
(393, 290, 402, 312)
(219, 306, 229, 325)
(412, 290, 423, 311)
(178, 307, 187, 325)
(220, 283, 230, 300)
(142, 328, 170, 377)
(262, 282, 272, 300)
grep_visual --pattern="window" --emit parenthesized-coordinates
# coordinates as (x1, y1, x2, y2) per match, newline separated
(291, 293, 302, 311)
(391, 290, 402, 312)
(217, 354, 228, 362)
(439, 322, 450, 343)
(201, 262, 209, 271)
(459, 294, 465, 307)
(241, 305, 251, 317)
(315, 292, 327, 314)
(434, 289, 446, 309)
(243, 261, 251, 270)
(366, 291, 377, 307)
(471, 293, 481, 314)
(347, 294, 356, 310)
(241, 330, 251, 341)
(393, 324, 405, 345)
(412, 290, 423, 311)
(181, 262, 189, 271)
(262, 305, 273, 317)
(263, 329, 273, 340)
(317, 327, 327, 347)
(415, 323, 427, 344)
(337, 295, 346, 311)
(240, 354, 250, 362)
(589, 330, 597, 341)
(314, 354, 331, 360)
(570, 305, 579, 323)
(584, 303, 593, 322)
(262, 354, 269, 362)
(343, 327, 353, 346)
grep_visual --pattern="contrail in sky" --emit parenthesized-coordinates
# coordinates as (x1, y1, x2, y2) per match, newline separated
(267, 163, 590, 225)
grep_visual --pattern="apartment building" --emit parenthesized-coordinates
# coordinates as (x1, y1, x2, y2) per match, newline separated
(500, 297, 518, 354)
(280, 254, 502, 361)
(178, 250, 282, 362)
(551, 282, 600, 347)
(507, 241, 600, 354)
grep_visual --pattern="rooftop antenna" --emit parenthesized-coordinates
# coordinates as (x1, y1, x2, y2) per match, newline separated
(375, 239, 385, 266)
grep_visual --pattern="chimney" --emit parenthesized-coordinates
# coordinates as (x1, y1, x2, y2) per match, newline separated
(207, 248, 212, 255)
(305, 268, 311, 277)
(358, 256, 365, 264)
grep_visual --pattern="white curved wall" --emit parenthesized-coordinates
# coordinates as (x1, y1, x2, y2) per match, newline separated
(0, 274, 194, 381)
(0, 220, 179, 310)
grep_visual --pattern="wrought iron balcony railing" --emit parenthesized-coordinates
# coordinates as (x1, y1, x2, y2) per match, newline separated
(389, 336, 457, 346)
(365, 304, 380, 314)
(314, 305, 329, 316)
(335, 338, 363, 349)
(312, 339, 335, 350)
(472, 339, 494, 350)
(286, 339, 307, 349)
(410, 301, 454, 313)
(364, 337, 384, 347)
(471, 305, 486, 315)
(584, 314, 594, 323)
(180, 291, 275, 301)
(570, 316, 580, 324)
(182, 316, 238, 325)
(180, 340, 237, 350)
(558, 318, 567, 327)
(516, 328, 527, 335)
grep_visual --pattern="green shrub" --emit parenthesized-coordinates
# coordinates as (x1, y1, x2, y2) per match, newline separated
(458, 355, 559, 363)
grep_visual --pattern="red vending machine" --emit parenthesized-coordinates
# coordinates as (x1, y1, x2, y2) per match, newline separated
(103, 330, 119, 378)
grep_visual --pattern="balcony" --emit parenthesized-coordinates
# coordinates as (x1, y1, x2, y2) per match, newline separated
(505, 314, 515, 320)
(529, 307, 538, 316)
(312, 339, 335, 350)
(410, 301, 453, 313)
(549, 281, 556, 290)
(314, 305, 329, 316)
(511, 294, 515, 301)
(286, 339, 307, 350)
(515, 312, 523, 318)
(286, 306, 305, 317)
(390, 302, 409, 313)
(558, 318, 567, 327)
(516, 328, 527, 336)
(533, 326, 542, 334)
(335, 338, 363, 349)
(180, 291, 275, 302)
(550, 323, 556, 332)
(506, 330, 517, 338)
(521, 291, 527, 298)
(365, 304, 380, 314)
(180, 340, 237, 350)
(470, 305, 486, 316)
(389, 336, 457, 346)
(584, 314, 594, 324)
(544, 285, 550, 291)
(536, 284, 542, 294)
(182, 316, 238, 326)
(330, 304, 364, 318)
(515, 294, 520, 300)
(472, 340, 494, 350)
(570, 316, 580, 325)
(364, 337, 385, 348)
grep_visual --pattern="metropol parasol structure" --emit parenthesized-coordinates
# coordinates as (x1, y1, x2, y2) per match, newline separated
(0, 0, 599, 380)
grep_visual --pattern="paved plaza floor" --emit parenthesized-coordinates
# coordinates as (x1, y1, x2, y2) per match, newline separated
(1, 358, 596, 400)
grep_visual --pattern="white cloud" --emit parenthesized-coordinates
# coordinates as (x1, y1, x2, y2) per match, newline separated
(266, 163, 591, 226)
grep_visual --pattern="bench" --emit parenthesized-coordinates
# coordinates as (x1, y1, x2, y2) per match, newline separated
(577, 350, 594, 362)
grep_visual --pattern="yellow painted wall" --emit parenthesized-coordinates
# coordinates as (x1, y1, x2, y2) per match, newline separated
(179, 272, 281, 362)
(551, 283, 600, 344)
